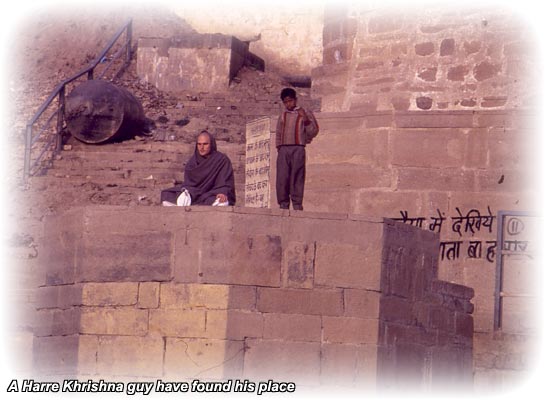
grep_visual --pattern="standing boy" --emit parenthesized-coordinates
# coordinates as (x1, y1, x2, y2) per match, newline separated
(275, 88, 319, 210)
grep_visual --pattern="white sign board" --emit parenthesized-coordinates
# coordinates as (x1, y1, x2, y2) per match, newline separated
(245, 117, 271, 208)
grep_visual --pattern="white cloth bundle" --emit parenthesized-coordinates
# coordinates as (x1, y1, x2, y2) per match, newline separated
(176, 189, 192, 206)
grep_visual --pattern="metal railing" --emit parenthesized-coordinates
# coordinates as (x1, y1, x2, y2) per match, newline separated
(23, 19, 133, 181)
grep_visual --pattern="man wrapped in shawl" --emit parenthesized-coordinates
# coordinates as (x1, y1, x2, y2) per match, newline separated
(161, 131, 236, 206)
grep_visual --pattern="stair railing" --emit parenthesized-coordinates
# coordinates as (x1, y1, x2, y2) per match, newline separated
(23, 19, 133, 181)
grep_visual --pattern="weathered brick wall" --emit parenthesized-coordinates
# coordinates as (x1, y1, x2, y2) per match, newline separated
(35, 206, 383, 384)
(313, 4, 537, 113)
(34, 206, 472, 392)
(299, 109, 536, 390)
(304, 4, 538, 389)
(378, 220, 474, 391)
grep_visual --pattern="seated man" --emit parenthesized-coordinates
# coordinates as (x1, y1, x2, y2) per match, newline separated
(161, 130, 236, 206)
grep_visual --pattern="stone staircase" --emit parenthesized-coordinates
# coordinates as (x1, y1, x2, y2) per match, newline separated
(28, 137, 247, 209)
(22, 64, 316, 213)
(10, 29, 320, 378)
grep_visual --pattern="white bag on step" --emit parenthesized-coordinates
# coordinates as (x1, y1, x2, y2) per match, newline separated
(176, 189, 192, 206)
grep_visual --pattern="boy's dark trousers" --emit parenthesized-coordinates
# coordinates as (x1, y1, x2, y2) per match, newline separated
(276, 145, 306, 210)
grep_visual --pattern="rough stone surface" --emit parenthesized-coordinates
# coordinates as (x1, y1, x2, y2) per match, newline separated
(33, 209, 473, 391)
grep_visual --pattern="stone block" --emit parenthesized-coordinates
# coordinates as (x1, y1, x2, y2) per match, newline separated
(379, 296, 414, 324)
(82, 206, 178, 236)
(199, 233, 282, 287)
(430, 280, 474, 301)
(257, 288, 343, 316)
(281, 241, 315, 289)
(77, 231, 173, 282)
(381, 248, 422, 298)
(455, 312, 474, 338)
(205, 310, 263, 340)
(429, 305, 455, 332)
(315, 242, 381, 290)
(382, 322, 438, 347)
(263, 313, 321, 342)
(481, 96, 507, 108)
(391, 95, 411, 111)
(289, 210, 349, 222)
(77, 335, 99, 376)
(80, 307, 148, 336)
(137, 35, 248, 92)
(138, 282, 160, 309)
(320, 343, 378, 387)
(42, 211, 82, 285)
(396, 167, 476, 192)
(349, 94, 378, 113)
(344, 289, 381, 318)
(475, 169, 529, 193)
(35, 284, 83, 309)
(463, 40, 481, 54)
(488, 130, 532, 170)
(304, 187, 356, 214)
(391, 129, 465, 168)
(164, 338, 244, 380)
(173, 226, 203, 283)
(460, 98, 477, 108)
(33, 335, 79, 376)
(364, 113, 394, 128)
(96, 335, 164, 377)
(81, 282, 138, 306)
(323, 316, 379, 344)
(383, 218, 439, 255)
(465, 128, 489, 168)
(352, 189, 426, 218)
(416, 97, 433, 110)
(313, 114, 364, 133)
(472, 294, 495, 333)
(447, 65, 469, 81)
(243, 339, 321, 385)
(501, 296, 538, 335)
(34, 308, 81, 337)
(160, 283, 255, 310)
(415, 42, 435, 56)
(473, 61, 500, 81)
(474, 112, 509, 129)
(149, 309, 206, 337)
(308, 130, 389, 168)
(395, 112, 473, 128)
(306, 164, 392, 190)
(418, 67, 438, 82)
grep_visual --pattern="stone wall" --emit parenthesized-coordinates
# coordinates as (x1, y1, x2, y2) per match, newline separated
(297, 108, 537, 391)
(137, 34, 252, 93)
(313, 4, 538, 113)
(378, 220, 474, 391)
(305, 3, 540, 392)
(34, 206, 473, 392)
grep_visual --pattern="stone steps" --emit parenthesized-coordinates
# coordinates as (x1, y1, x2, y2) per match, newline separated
(29, 137, 247, 207)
